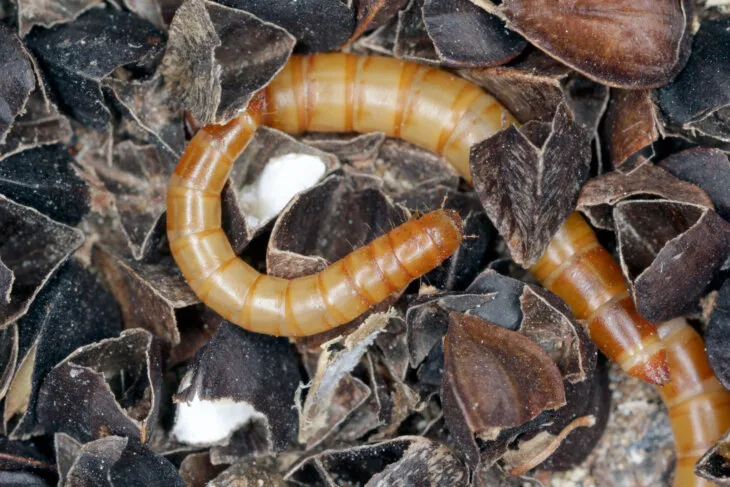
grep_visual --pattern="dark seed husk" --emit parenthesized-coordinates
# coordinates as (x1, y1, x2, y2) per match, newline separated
(657, 18, 730, 126)
(26, 7, 165, 129)
(285, 436, 467, 486)
(5, 259, 122, 439)
(372, 138, 460, 194)
(471, 103, 591, 265)
(64, 435, 127, 486)
(0, 195, 85, 327)
(93, 246, 198, 344)
(267, 173, 408, 279)
(519, 285, 596, 384)
(104, 75, 186, 158)
(615, 200, 730, 322)
(406, 289, 520, 370)
(706, 279, 730, 390)
(0, 435, 55, 474)
(0, 144, 90, 225)
(0, 88, 73, 161)
(212, 0, 355, 52)
(61, 435, 185, 487)
(161, 0, 295, 125)
(54, 433, 81, 486)
(176, 321, 301, 451)
(460, 52, 572, 124)
(466, 268, 527, 329)
(578, 161, 713, 230)
(302, 131, 386, 169)
(0, 24, 35, 145)
(659, 147, 730, 223)
(393, 0, 439, 65)
(423, 0, 526, 68)
(0, 471, 49, 486)
(110, 438, 185, 487)
(36, 329, 162, 443)
(88, 141, 176, 259)
(695, 427, 730, 486)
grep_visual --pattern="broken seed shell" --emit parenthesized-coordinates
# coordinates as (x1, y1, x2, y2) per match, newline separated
(213, 0, 355, 52)
(423, 0, 526, 68)
(0, 195, 85, 327)
(498, 0, 693, 88)
(36, 329, 162, 443)
(5, 259, 122, 438)
(615, 200, 730, 322)
(442, 313, 566, 442)
(174, 321, 301, 451)
(0, 143, 90, 225)
(706, 279, 730, 390)
(25, 7, 165, 129)
(578, 161, 713, 230)
(471, 103, 591, 265)
(161, 0, 295, 124)
(659, 147, 730, 222)
(0, 24, 35, 145)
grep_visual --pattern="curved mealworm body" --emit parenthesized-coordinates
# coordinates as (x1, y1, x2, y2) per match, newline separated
(167, 53, 511, 336)
(531, 213, 669, 385)
(167, 53, 667, 387)
(657, 318, 730, 487)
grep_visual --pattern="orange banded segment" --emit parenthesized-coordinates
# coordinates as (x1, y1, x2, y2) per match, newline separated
(657, 318, 730, 487)
(530, 212, 668, 385)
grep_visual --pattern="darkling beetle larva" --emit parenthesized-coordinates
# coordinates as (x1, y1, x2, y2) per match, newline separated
(167, 53, 666, 381)
(167, 52, 730, 486)
(656, 318, 730, 487)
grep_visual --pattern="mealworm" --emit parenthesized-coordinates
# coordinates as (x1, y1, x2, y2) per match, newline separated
(167, 53, 667, 384)
(531, 213, 669, 384)
(167, 52, 730, 483)
(657, 318, 730, 487)
(167, 54, 507, 336)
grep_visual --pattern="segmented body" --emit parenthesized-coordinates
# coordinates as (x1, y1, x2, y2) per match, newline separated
(168, 53, 666, 374)
(657, 318, 730, 487)
(167, 53, 504, 336)
(531, 213, 669, 385)
(168, 52, 727, 484)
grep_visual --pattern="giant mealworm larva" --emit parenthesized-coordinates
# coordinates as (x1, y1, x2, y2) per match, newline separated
(167, 53, 667, 384)
(657, 318, 730, 487)
(531, 213, 670, 384)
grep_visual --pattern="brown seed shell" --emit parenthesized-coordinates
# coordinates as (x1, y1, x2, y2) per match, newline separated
(498, 0, 693, 88)
(442, 313, 566, 442)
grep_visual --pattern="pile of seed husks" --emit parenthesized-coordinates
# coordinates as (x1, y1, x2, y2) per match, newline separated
(1, 0, 730, 486)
